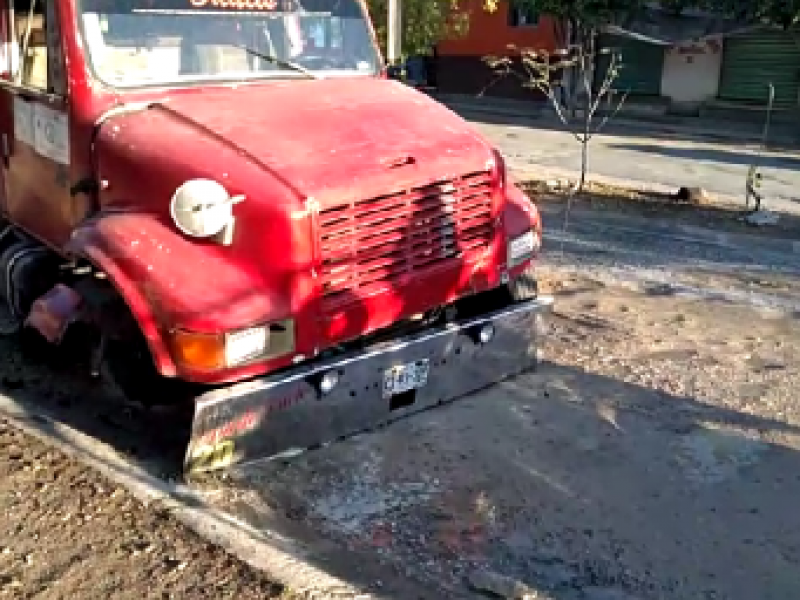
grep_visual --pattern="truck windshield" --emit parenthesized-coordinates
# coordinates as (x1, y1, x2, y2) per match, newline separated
(77, 0, 381, 88)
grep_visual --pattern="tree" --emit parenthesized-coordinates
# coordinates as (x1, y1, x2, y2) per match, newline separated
(483, 1, 642, 194)
(484, 43, 627, 216)
(366, 0, 472, 59)
(694, 0, 800, 28)
(484, 0, 794, 222)
(480, 0, 646, 241)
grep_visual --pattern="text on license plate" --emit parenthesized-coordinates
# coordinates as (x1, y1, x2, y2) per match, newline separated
(383, 359, 430, 398)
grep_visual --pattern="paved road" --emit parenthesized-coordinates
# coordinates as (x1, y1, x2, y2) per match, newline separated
(460, 109, 800, 218)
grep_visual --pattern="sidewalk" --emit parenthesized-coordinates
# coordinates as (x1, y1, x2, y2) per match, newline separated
(433, 92, 800, 150)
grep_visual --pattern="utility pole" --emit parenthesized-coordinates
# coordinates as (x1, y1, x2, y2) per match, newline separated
(387, 0, 402, 65)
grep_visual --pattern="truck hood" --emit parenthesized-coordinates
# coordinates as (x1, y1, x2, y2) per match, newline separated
(154, 78, 493, 204)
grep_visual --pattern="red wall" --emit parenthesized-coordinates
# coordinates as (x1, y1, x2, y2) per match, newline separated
(436, 0, 560, 57)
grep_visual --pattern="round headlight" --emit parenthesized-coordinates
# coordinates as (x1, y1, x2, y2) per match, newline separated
(169, 179, 242, 238)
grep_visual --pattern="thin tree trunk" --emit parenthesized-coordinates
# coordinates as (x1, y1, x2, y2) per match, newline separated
(577, 27, 593, 193)
(579, 138, 588, 192)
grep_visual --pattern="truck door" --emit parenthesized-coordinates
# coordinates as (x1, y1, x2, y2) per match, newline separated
(0, 0, 71, 246)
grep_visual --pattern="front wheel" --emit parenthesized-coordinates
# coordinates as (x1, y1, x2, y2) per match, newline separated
(104, 337, 203, 409)
(507, 264, 539, 302)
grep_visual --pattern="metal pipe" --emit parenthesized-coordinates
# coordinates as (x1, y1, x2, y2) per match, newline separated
(387, 0, 401, 65)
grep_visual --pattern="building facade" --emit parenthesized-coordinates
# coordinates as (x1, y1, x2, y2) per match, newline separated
(433, 0, 561, 99)
(596, 26, 800, 113)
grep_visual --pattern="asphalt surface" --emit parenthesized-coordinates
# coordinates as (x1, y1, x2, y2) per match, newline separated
(458, 108, 800, 218)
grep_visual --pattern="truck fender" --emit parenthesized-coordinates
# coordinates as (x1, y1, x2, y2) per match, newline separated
(504, 180, 542, 281)
(504, 179, 542, 238)
(65, 213, 181, 378)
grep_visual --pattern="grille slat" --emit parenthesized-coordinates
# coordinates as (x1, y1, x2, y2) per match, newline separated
(318, 171, 495, 306)
(321, 211, 493, 265)
(319, 184, 492, 240)
(321, 225, 492, 289)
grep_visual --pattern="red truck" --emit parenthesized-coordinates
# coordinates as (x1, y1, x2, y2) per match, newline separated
(0, 0, 551, 473)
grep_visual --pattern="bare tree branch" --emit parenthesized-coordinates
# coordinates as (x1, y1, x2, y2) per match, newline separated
(592, 89, 630, 136)
(482, 20, 629, 246)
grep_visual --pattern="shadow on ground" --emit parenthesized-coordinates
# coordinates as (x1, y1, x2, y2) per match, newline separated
(216, 351, 800, 600)
(449, 104, 800, 152)
(607, 142, 800, 172)
(204, 276, 800, 599)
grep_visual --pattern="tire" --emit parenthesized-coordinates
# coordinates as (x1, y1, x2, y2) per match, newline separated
(508, 264, 539, 302)
(104, 337, 202, 409)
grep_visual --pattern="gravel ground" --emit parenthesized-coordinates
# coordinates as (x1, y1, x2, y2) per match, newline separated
(0, 196, 798, 599)
(208, 273, 800, 600)
(0, 417, 288, 600)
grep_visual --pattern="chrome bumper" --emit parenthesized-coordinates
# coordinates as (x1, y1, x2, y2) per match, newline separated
(185, 295, 554, 474)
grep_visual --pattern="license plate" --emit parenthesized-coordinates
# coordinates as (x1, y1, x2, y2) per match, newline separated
(383, 360, 430, 398)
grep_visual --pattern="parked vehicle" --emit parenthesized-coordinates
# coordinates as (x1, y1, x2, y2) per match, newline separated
(0, 0, 551, 473)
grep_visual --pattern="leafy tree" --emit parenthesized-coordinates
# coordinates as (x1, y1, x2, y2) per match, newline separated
(366, 0, 472, 59)
(694, 0, 800, 28)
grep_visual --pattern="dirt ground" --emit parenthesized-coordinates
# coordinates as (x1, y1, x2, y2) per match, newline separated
(0, 418, 289, 600)
(207, 273, 800, 599)
(521, 179, 800, 240)
(0, 249, 799, 598)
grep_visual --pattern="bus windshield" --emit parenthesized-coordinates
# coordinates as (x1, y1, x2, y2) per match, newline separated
(77, 0, 381, 88)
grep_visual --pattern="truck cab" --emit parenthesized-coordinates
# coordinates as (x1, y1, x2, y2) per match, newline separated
(0, 0, 549, 471)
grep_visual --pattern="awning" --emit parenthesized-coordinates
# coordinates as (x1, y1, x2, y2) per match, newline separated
(601, 7, 773, 45)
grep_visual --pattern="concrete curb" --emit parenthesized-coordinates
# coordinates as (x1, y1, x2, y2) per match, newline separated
(512, 163, 728, 201)
(0, 396, 389, 600)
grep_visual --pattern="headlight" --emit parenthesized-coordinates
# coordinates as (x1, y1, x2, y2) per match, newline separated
(169, 179, 244, 238)
(225, 327, 269, 367)
(170, 326, 268, 370)
(508, 230, 539, 267)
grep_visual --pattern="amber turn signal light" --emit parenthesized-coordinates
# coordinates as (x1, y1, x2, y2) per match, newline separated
(169, 330, 226, 371)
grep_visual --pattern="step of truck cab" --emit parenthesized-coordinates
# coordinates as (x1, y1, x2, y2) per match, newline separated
(184, 295, 553, 474)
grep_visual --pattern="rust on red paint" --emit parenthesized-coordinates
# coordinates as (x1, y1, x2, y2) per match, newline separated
(25, 284, 84, 344)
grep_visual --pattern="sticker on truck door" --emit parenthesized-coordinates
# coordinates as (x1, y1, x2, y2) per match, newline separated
(12, 97, 34, 146)
(12, 99, 69, 165)
(33, 104, 69, 165)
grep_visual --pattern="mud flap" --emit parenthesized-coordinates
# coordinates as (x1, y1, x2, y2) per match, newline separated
(184, 296, 554, 474)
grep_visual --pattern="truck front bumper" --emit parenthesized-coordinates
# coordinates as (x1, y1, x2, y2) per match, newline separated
(185, 295, 554, 474)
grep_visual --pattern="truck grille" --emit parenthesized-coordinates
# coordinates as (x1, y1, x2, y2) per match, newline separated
(318, 170, 495, 306)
